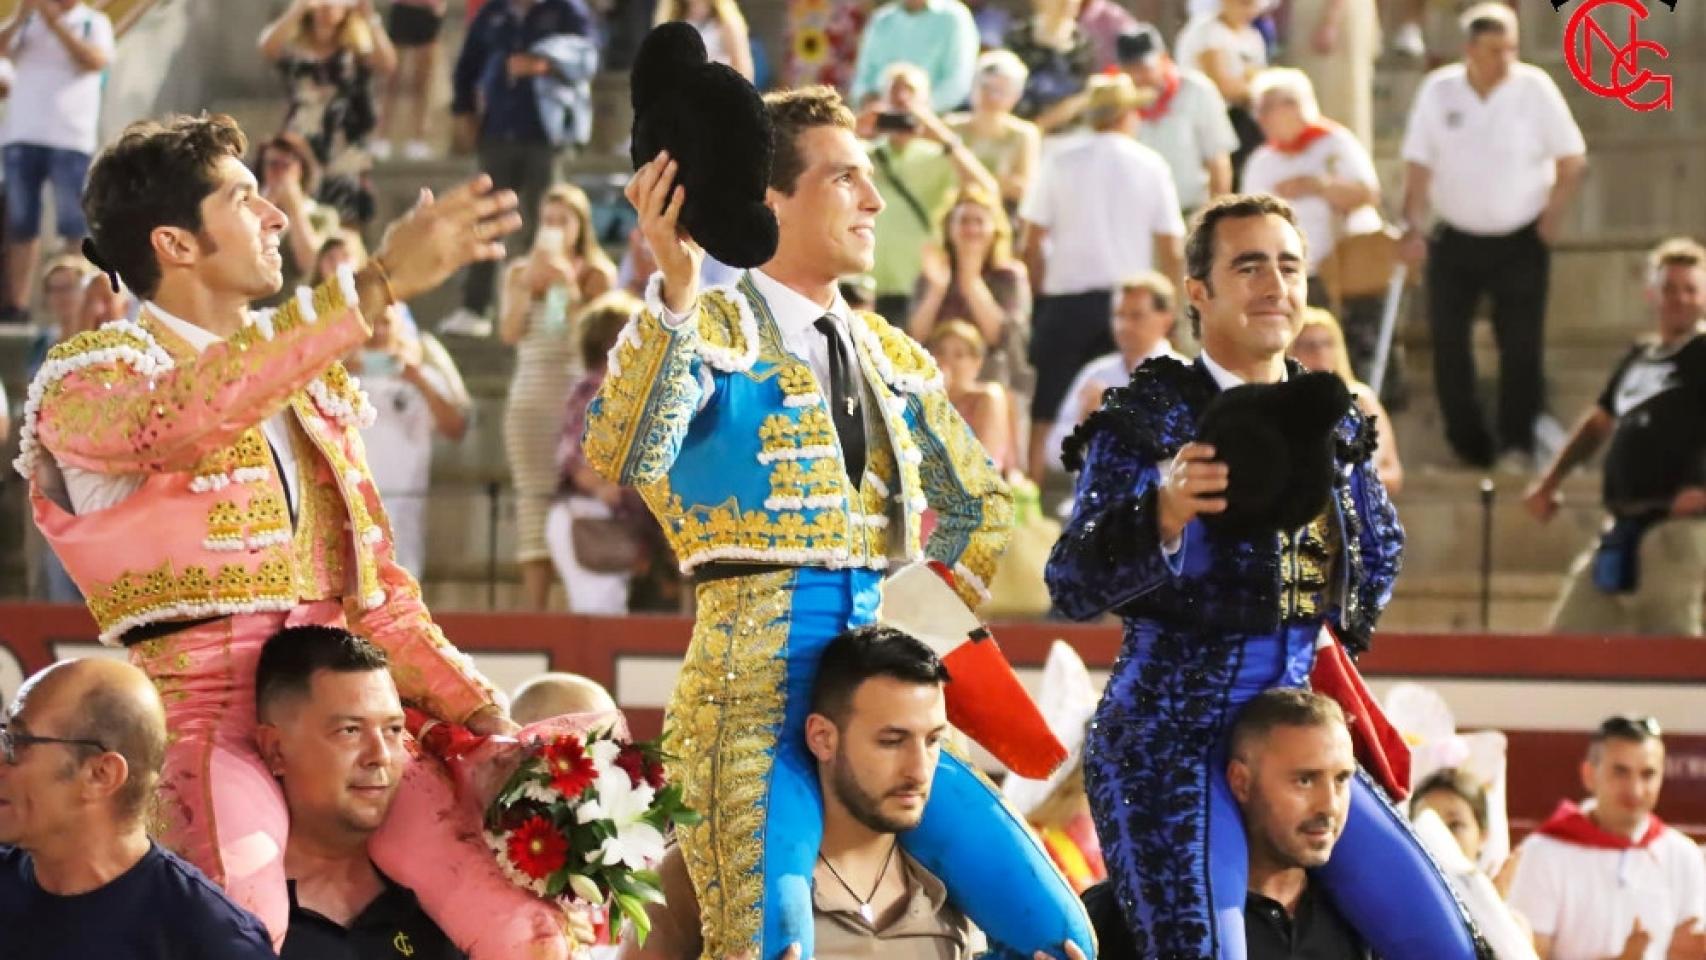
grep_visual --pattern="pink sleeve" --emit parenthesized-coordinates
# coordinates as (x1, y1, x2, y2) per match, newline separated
(36, 277, 370, 475)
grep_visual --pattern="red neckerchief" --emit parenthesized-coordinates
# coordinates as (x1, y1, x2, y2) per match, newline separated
(1536, 800, 1667, 850)
(1269, 121, 1335, 155)
(1139, 63, 1181, 122)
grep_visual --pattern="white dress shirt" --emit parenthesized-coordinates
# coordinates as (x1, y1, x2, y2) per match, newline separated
(1019, 133, 1185, 296)
(1241, 124, 1384, 273)
(55, 306, 301, 519)
(1400, 62, 1586, 236)
(1045, 342, 1183, 472)
(746, 269, 864, 394)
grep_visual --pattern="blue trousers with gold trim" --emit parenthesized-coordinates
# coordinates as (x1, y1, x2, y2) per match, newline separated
(667, 567, 1094, 960)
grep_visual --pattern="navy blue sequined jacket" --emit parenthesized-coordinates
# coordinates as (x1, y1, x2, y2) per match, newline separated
(1044, 356, 1403, 653)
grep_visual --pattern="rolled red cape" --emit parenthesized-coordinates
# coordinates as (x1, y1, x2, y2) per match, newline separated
(1308, 635, 1412, 800)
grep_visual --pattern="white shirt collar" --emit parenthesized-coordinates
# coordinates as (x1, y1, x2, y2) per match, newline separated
(146, 302, 221, 354)
(1200, 349, 1287, 391)
(747, 268, 853, 337)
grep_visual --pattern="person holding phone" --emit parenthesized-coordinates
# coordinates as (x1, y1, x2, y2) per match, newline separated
(499, 183, 616, 610)
(862, 62, 998, 325)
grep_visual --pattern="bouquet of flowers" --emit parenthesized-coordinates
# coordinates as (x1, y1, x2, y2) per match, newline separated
(371, 709, 697, 959)
(483, 723, 699, 943)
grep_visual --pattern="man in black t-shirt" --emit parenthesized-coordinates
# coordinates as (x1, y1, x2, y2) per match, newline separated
(1229, 689, 1372, 960)
(255, 625, 467, 960)
(0, 659, 275, 959)
(1526, 237, 1706, 635)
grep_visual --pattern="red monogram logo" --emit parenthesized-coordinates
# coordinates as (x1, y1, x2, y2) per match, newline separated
(1561, 0, 1674, 111)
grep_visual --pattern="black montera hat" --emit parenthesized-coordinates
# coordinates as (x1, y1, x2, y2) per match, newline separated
(1194, 371, 1351, 537)
(629, 22, 779, 268)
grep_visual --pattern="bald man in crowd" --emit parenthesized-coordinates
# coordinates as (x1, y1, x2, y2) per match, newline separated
(509, 671, 618, 725)
(0, 659, 276, 959)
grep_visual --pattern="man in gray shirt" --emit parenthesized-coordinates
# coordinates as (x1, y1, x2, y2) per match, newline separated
(1119, 25, 1238, 216)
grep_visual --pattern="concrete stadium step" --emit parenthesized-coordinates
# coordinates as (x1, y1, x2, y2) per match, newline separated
(1382, 570, 1565, 633)
(1387, 468, 1604, 576)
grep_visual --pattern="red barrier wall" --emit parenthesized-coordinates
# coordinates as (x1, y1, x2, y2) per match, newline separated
(4, 603, 1704, 839)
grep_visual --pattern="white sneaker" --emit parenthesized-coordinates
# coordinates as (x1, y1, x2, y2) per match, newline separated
(1391, 22, 1425, 58)
(403, 139, 434, 161)
(371, 138, 394, 162)
(438, 308, 492, 338)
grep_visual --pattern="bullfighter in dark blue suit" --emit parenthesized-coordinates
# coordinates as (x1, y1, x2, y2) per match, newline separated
(1046, 194, 1490, 960)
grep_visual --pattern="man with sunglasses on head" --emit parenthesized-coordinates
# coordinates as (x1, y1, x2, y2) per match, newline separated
(1508, 715, 1706, 960)
(0, 659, 276, 959)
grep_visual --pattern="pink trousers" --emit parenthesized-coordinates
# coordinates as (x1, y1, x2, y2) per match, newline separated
(131, 603, 581, 958)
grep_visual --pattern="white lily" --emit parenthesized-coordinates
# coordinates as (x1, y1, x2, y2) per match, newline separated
(576, 749, 664, 870)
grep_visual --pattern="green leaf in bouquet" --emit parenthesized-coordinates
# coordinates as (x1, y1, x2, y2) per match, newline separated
(613, 891, 652, 945)
(629, 877, 667, 906)
(544, 869, 571, 898)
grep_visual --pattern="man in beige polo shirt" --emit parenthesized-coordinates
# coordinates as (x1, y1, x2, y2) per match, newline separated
(620, 625, 1087, 960)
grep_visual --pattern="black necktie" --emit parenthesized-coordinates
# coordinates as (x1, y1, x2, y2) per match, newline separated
(814, 315, 866, 482)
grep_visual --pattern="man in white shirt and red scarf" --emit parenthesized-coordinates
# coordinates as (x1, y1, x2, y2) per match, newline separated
(1507, 715, 1706, 960)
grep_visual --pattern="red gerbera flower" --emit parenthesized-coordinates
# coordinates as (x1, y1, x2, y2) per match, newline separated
(506, 816, 568, 879)
(541, 735, 597, 797)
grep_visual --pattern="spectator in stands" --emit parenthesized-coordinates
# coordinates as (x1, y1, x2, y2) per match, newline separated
(376, 0, 449, 162)
(0, 0, 114, 325)
(76, 263, 132, 330)
(501, 183, 616, 612)
(653, 0, 754, 81)
(906, 184, 1031, 397)
(445, 0, 596, 337)
(545, 291, 652, 615)
(946, 50, 1040, 213)
(1508, 716, 1706, 960)
(1285, 0, 1378, 149)
(26, 252, 90, 358)
(865, 63, 999, 324)
(1117, 25, 1236, 218)
(849, 0, 979, 112)
(1074, 0, 1135, 71)
(349, 265, 473, 584)
(1388, 0, 1425, 57)
(928, 320, 1018, 473)
(255, 626, 466, 960)
(1004, 0, 1093, 132)
(1399, 1, 1586, 471)
(1242, 69, 1380, 304)
(1227, 688, 1368, 959)
(509, 672, 618, 725)
(616, 222, 658, 298)
(1412, 769, 1493, 869)
(1524, 238, 1706, 636)
(1018, 72, 1184, 481)
(259, 0, 398, 227)
(1172, 0, 1265, 184)
(23, 254, 93, 602)
(254, 132, 339, 307)
(1043, 273, 1181, 475)
(621, 625, 1089, 960)
(965, 0, 1011, 50)
(1409, 768, 1538, 960)
(0, 659, 276, 958)
(1244, 68, 1390, 390)
(1289, 308, 1402, 493)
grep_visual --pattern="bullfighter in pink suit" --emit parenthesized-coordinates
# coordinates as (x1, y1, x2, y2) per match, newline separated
(11, 114, 526, 949)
